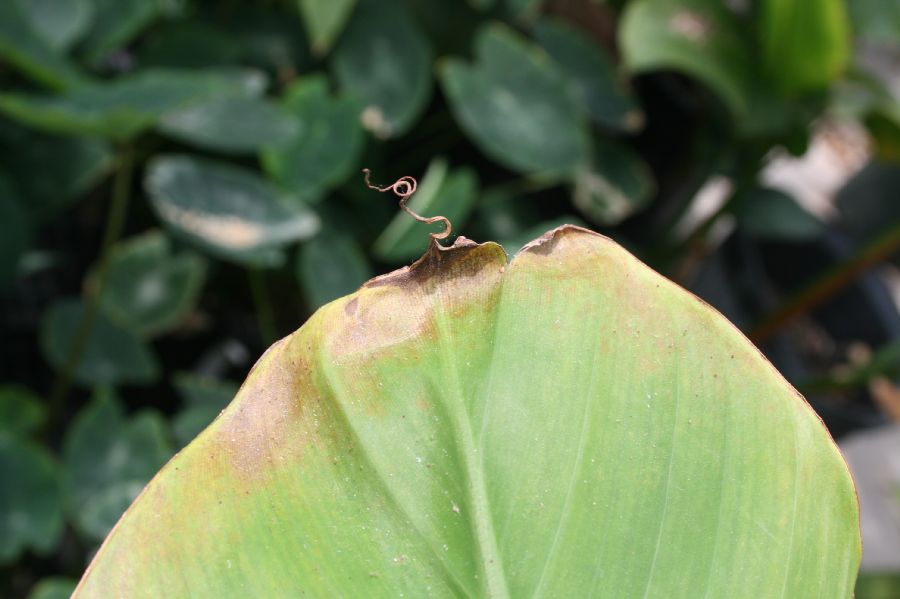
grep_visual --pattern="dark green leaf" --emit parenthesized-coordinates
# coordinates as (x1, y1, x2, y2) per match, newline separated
(736, 187, 824, 241)
(505, 0, 540, 20)
(95, 231, 207, 338)
(172, 373, 239, 447)
(332, 0, 432, 138)
(0, 385, 45, 437)
(40, 298, 160, 387)
(0, 173, 31, 287)
(619, 0, 753, 117)
(572, 140, 655, 226)
(297, 229, 372, 308)
(440, 23, 591, 174)
(0, 433, 63, 563)
(137, 20, 241, 69)
(0, 69, 265, 140)
(0, 0, 83, 89)
(757, 0, 850, 93)
(27, 578, 78, 599)
(0, 119, 112, 221)
(159, 96, 300, 154)
(534, 18, 643, 132)
(836, 162, 900, 244)
(79, 0, 163, 64)
(856, 573, 900, 599)
(145, 155, 320, 267)
(261, 75, 364, 203)
(63, 390, 172, 541)
(373, 158, 479, 262)
(298, 0, 357, 56)
(16, 0, 94, 51)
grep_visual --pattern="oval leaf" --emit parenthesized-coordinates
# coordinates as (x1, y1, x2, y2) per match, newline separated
(298, 0, 357, 56)
(440, 23, 591, 175)
(0, 0, 83, 89)
(145, 155, 320, 267)
(331, 0, 432, 138)
(75, 226, 859, 597)
(16, 0, 93, 52)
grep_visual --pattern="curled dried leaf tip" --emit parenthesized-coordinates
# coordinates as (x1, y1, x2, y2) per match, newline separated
(362, 168, 452, 240)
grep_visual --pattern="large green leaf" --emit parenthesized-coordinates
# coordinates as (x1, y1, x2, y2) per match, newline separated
(0, 69, 264, 140)
(440, 23, 591, 175)
(95, 231, 207, 338)
(74, 226, 859, 597)
(619, 0, 753, 118)
(63, 391, 172, 541)
(331, 0, 432, 138)
(757, 0, 850, 94)
(0, 433, 64, 564)
(0, 0, 83, 90)
(298, 0, 357, 56)
(261, 75, 364, 204)
(533, 18, 643, 132)
(145, 155, 320, 267)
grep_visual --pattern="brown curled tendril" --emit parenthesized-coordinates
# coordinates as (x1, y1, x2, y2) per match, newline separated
(362, 168, 452, 240)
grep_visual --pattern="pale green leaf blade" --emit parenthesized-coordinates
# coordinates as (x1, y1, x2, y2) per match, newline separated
(75, 226, 859, 598)
(145, 155, 320, 267)
(619, 0, 752, 118)
(261, 75, 364, 203)
(297, 0, 357, 56)
(440, 23, 591, 175)
(331, 0, 432, 138)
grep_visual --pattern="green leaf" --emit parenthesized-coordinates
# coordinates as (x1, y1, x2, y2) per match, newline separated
(505, 0, 541, 21)
(0, 173, 31, 287)
(0, 68, 264, 141)
(499, 215, 589, 255)
(298, 0, 357, 56)
(145, 155, 320, 267)
(261, 76, 364, 204)
(16, 0, 94, 51)
(856, 573, 900, 599)
(27, 578, 78, 599)
(40, 298, 160, 387)
(533, 18, 643, 132)
(848, 0, 900, 45)
(63, 390, 172, 541)
(0, 0, 83, 90)
(297, 229, 373, 308)
(158, 96, 300, 154)
(78, 0, 163, 64)
(137, 20, 241, 69)
(373, 158, 479, 262)
(0, 385, 45, 437)
(74, 226, 859, 597)
(619, 0, 753, 118)
(172, 373, 240, 448)
(0, 433, 63, 564)
(440, 23, 591, 175)
(736, 187, 824, 241)
(95, 231, 207, 338)
(572, 140, 655, 226)
(332, 0, 433, 138)
(0, 119, 112, 221)
(757, 0, 850, 94)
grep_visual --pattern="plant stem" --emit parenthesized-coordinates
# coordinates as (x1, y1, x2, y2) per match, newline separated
(248, 268, 277, 346)
(751, 223, 900, 344)
(46, 146, 135, 431)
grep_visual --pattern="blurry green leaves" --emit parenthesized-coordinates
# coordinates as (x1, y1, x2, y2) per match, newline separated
(332, 0, 432, 138)
(441, 24, 590, 175)
(0, 434, 64, 563)
(297, 230, 372, 308)
(736, 187, 824, 241)
(172, 374, 238, 447)
(573, 140, 655, 226)
(620, 0, 752, 118)
(27, 578, 78, 599)
(41, 299, 160, 387)
(298, 0, 357, 56)
(533, 19, 643, 132)
(0, 386, 45, 438)
(757, 0, 850, 94)
(159, 96, 299, 154)
(63, 391, 172, 541)
(0, 69, 264, 141)
(374, 158, 479, 262)
(262, 76, 364, 203)
(0, 174, 31, 287)
(95, 232, 207, 338)
(79, 0, 165, 65)
(16, 0, 94, 52)
(145, 155, 319, 267)
(0, 0, 83, 89)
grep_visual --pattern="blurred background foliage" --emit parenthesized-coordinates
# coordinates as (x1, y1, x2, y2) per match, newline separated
(1, 0, 899, 596)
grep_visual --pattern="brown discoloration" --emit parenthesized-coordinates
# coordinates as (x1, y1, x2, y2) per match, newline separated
(344, 297, 359, 317)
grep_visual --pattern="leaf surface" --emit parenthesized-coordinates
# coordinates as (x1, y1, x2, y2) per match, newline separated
(75, 226, 860, 598)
